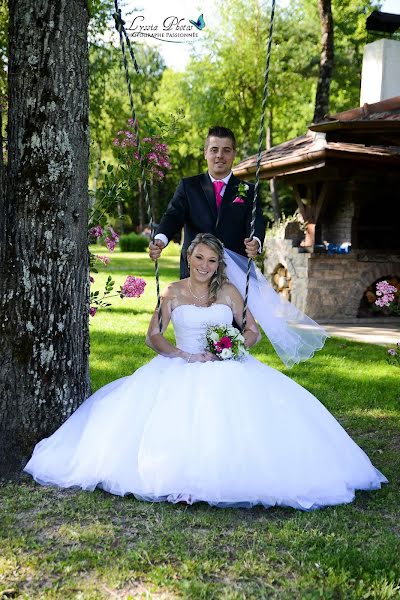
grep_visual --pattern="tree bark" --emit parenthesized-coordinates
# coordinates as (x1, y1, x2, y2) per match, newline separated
(0, 0, 90, 477)
(313, 0, 334, 123)
(0, 100, 3, 203)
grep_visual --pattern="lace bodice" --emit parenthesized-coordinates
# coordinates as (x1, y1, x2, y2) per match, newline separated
(171, 304, 233, 353)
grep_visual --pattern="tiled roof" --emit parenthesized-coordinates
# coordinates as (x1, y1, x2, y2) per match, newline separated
(328, 95, 400, 120)
(233, 97, 400, 179)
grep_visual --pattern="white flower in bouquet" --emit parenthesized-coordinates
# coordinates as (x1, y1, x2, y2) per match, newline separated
(209, 330, 220, 342)
(238, 345, 248, 357)
(220, 348, 233, 360)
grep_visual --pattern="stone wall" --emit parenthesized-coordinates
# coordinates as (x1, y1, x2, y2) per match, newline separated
(264, 238, 310, 313)
(265, 237, 400, 321)
(307, 253, 400, 320)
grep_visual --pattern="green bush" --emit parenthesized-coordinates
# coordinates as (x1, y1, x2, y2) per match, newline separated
(119, 232, 149, 252)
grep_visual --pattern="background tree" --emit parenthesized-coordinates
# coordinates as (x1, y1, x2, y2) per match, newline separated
(154, 0, 320, 221)
(0, 0, 90, 477)
(80, 0, 382, 231)
(313, 0, 334, 122)
(330, 0, 381, 110)
(152, 0, 381, 222)
(89, 42, 166, 229)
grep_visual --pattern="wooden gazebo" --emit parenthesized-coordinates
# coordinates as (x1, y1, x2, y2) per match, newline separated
(233, 97, 400, 320)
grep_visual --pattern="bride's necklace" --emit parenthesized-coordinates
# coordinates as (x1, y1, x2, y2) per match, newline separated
(188, 280, 209, 303)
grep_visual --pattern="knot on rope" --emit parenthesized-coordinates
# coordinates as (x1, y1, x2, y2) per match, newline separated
(113, 11, 125, 29)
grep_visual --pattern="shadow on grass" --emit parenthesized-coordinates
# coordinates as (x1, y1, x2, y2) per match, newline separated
(91, 306, 155, 317)
(2, 474, 399, 598)
(3, 326, 399, 597)
(90, 331, 156, 387)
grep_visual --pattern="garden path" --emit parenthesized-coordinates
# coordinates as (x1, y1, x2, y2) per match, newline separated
(320, 322, 400, 345)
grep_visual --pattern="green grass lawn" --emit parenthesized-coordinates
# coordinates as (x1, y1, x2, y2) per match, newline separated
(1, 248, 399, 599)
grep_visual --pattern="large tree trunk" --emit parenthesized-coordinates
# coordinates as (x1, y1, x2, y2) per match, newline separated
(313, 0, 334, 123)
(0, 101, 3, 202)
(0, 0, 90, 477)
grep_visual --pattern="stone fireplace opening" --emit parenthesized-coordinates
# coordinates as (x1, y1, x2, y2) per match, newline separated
(358, 274, 400, 317)
(353, 193, 400, 250)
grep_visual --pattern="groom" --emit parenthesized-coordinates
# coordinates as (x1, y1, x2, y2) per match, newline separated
(149, 126, 266, 278)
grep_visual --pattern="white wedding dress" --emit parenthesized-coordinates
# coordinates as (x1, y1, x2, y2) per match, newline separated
(24, 303, 387, 511)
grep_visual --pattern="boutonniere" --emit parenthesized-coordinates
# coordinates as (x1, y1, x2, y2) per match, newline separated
(233, 182, 249, 204)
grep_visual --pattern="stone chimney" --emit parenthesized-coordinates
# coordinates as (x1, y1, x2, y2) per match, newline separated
(360, 39, 400, 105)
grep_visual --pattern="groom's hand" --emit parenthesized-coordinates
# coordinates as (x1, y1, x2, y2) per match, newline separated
(149, 239, 166, 260)
(244, 237, 259, 259)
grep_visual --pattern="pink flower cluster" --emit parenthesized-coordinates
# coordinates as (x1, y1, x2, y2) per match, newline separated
(215, 336, 233, 353)
(113, 129, 136, 148)
(89, 306, 97, 317)
(113, 121, 172, 180)
(89, 225, 119, 253)
(375, 280, 398, 308)
(88, 225, 104, 239)
(120, 276, 146, 298)
(387, 342, 400, 367)
(95, 255, 110, 266)
(104, 226, 119, 252)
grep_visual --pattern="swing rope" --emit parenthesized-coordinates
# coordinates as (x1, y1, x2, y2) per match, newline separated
(113, 0, 276, 334)
(113, 1, 163, 333)
(242, 0, 276, 330)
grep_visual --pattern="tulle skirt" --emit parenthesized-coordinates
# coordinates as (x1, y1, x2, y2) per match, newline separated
(24, 355, 387, 511)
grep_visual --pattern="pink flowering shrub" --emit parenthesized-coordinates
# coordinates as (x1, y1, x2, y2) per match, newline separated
(87, 111, 184, 317)
(373, 279, 400, 367)
(374, 279, 400, 315)
(88, 226, 120, 313)
(113, 120, 172, 181)
(88, 225, 146, 316)
(88, 225, 104, 239)
(95, 255, 110, 266)
(89, 226, 119, 253)
(88, 110, 184, 259)
(89, 272, 146, 317)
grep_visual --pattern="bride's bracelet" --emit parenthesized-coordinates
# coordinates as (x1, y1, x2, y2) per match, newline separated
(186, 353, 192, 363)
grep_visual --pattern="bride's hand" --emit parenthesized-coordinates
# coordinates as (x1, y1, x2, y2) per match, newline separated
(187, 351, 218, 363)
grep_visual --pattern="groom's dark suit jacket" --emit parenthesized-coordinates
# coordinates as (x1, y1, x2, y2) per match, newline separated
(156, 173, 266, 278)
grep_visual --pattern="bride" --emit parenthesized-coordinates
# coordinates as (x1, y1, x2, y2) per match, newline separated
(24, 233, 387, 510)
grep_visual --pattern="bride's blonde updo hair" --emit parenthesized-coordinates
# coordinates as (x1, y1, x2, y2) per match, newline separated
(187, 233, 228, 303)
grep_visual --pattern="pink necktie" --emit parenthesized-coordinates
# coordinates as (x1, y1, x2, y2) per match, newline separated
(212, 180, 225, 211)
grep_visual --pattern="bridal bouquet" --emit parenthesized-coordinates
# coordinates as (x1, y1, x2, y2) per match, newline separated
(205, 324, 249, 361)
